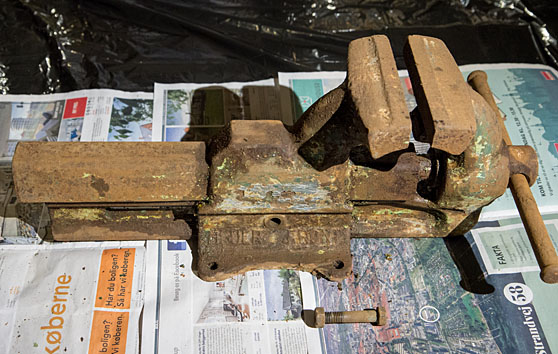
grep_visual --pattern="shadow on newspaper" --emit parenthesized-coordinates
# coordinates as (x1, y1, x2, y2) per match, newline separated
(444, 234, 495, 294)
(165, 85, 301, 143)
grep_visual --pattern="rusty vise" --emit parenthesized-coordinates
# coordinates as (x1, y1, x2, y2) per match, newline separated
(11, 35, 558, 284)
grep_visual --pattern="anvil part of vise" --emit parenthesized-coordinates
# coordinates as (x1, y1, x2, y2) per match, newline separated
(11, 35, 553, 284)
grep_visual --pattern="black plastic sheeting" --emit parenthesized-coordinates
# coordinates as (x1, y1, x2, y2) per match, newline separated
(0, 0, 556, 94)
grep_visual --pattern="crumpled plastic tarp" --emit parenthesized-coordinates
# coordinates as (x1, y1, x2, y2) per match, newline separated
(0, 0, 556, 94)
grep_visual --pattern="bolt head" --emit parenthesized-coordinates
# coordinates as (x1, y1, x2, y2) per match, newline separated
(541, 264, 558, 284)
(314, 307, 325, 328)
(374, 306, 387, 326)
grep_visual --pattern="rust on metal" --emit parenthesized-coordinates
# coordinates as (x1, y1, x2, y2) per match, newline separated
(202, 120, 351, 215)
(351, 205, 469, 238)
(10, 35, 554, 285)
(404, 35, 477, 156)
(468, 70, 558, 284)
(348, 35, 411, 159)
(436, 91, 510, 213)
(12, 142, 208, 203)
(50, 208, 191, 241)
(507, 145, 538, 186)
(312, 307, 386, 328)
(290, 84, 346, 145)
(197, 214, 352, 282)
(349, 152, 431, 202)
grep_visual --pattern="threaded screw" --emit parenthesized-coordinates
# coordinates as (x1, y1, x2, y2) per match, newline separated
(313, 307, 386, 328)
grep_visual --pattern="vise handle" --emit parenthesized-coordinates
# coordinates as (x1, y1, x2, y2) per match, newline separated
(468, 70, 558, 284)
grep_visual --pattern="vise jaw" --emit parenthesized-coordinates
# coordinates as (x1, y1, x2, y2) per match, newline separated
(12, 35, 542, 283)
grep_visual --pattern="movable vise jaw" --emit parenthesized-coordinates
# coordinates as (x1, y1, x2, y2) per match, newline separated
(11, 35, 556, 284)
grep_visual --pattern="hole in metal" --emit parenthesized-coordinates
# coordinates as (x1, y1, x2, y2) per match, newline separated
(209, 262, 218, 270)
(333, 260, 344, 269)
(264, 215, 285, 228)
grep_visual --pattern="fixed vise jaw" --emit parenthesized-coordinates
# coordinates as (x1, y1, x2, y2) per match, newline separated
(12, 35, 547, 283)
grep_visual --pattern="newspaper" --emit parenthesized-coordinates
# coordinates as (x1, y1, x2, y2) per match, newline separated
(146, 79, 319, 353)
(140, 240, 320, 354)
(279, 64, 558, 353)
(472, 214, 558, 275)
(0, 89, 153, 244)
(0, 241, 145, 354)
(0, 80, 314, 354)
(471, 215, 558, 353)
(458, 64, 558, 220)
(152, 79, 281, 142)
(2, 63, 558, 354)
(0, 89, 153, 156)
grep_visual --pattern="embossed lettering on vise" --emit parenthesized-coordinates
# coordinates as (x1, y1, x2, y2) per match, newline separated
(197, 214, 352, 282)
(205, 228, 339, 248)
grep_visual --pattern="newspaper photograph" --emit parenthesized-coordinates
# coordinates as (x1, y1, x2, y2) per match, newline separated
(0, 241, 146, 354)
(152, 79, 281, 142)
(0, 99, 64, 157)
(0, 89, 153, 160)
(278, 71, 345, 125)
(107, 97, 154, 142)
(299, 234, 555, 354)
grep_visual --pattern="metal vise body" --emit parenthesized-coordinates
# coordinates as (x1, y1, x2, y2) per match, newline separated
(12, 35, 542, 283)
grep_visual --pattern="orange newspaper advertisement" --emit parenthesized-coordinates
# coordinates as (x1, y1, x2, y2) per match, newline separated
(95, 248, 136, 309)
(0, 242, 145, 354)
(88, 311, 130, 353)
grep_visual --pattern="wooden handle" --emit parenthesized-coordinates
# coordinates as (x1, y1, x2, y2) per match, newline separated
(468, 70, 558, 284)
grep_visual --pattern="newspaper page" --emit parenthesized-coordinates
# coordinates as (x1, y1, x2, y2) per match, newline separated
(470, 214, 558, 353)
(141, 240, 319, 354)
(148, 79, 319, 353)
(0, 89, 153, 156)
(0, 89, 153, 244)
(279, 64, 558, 353)
(0, 241, 145, 354)
(458, 64, 558, 220)
(152, 79, 281, 142)
(278, 72, 346, 125)
(472, 214, 558, 275)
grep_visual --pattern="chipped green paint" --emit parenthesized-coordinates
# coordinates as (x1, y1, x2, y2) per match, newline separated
(216, 157, 229, 171)
(152, 175, 166, 179)
(82, 173, 92, 178)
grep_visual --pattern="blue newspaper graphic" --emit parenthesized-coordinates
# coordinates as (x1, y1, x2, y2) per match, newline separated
(460, 65, 558, 220)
